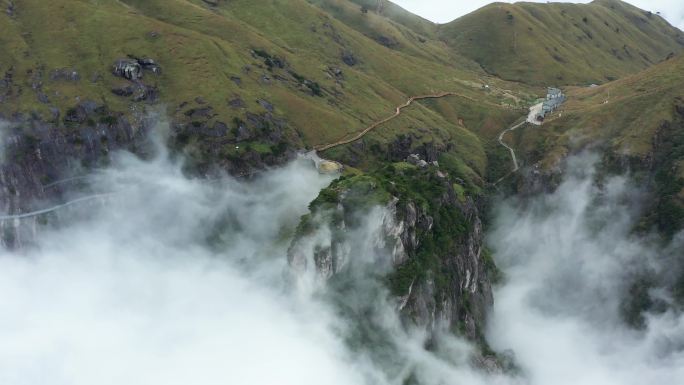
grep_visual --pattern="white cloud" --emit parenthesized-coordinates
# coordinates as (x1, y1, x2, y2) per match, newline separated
(487, 154, 684, 385)
(0, 130, 683, 384)
(0, 154, 359, 385)
(391, 0, 684, 30)
(0, 148, 495, 385)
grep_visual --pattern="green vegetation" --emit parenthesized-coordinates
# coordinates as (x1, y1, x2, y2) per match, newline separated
(1, 0, 683, 361)
(0, 0, 539, 179)
(621, 276, 656, 329)
(2, 0, 681, 275)
(1, 0, 680, 177)
(439, 0, 684, 85)
(651, 100, 684, 238)
(514, 55, 684, 170)
(294, 157, 484, 300)
(20, 0, 681, 194)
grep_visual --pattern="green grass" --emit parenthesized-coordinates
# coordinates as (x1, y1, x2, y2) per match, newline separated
(439, 0, 684, 85)
(294, 163, 481, 299)
(4, 0, 681, 195)
(0, 0, 536, 179)
(514, 54, 684, 171)
(341, 0, 438, 38)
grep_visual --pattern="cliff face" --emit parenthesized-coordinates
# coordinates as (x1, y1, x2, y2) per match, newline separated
(397, 196, 493, 341)
(288, 166, 495, 344)
(0, 110, 153, 248)
(0, 106, 297, 247)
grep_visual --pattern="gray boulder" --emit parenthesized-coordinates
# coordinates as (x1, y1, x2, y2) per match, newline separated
(137, 58, 162, 75)
(341, 51, 357, 66)
(113, 59, 142, 81)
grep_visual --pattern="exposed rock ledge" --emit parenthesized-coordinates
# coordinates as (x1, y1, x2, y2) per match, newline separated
(287, 170, 495, 343)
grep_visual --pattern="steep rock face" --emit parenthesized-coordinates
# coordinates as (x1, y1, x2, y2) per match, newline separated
(288, 196, 409, 280)
(288, 170, 494, 342)
(0, 103, 299, 247)
(171, 108, 298, 178)
(397, 197, 493, 340)
(0, 110, 154, 248)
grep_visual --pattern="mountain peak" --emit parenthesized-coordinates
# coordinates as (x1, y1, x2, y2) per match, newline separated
(438, 0, 684, 85)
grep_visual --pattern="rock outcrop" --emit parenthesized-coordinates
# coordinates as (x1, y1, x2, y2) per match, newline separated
(288, 169, 495, 342)
(6, 0, 15, 17)
(113, 59, 142, 81)
(391, 196, 493, 340)
(112, 57, 161, 81)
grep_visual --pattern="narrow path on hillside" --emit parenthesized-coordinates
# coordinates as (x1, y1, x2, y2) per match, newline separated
(312, 90, 539, 186)
(0, 193, 114, 220)
(494, 101, 548, 184)
(43, 176, 92, 189)
(497, 120, 525, 174)
(315, 92, 503, 152)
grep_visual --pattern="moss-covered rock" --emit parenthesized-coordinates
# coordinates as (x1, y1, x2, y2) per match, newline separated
(288, 162, 497, 344)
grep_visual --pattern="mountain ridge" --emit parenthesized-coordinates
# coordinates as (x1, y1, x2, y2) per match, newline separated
(438, 0, 684, 85)
(1, 0, 684, 368)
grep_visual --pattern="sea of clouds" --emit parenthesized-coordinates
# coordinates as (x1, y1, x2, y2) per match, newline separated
(0, 130, 682, 384)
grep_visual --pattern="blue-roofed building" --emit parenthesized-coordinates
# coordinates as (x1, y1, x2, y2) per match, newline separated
(535, 87, 565, 121)
(546, 87, 563, 100)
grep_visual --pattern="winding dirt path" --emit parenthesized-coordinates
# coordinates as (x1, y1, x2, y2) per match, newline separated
(315, 92, 499, 152)
(498, 120, 525, 173)
(313, 90, 532, 186)
(493, 100, 551, 184)
(0, 193, 113, 220)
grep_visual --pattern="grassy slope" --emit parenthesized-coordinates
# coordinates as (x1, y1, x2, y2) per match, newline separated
(0, 0, 537, 181)
(503, 53, 683, 212)
(308, 0, 451, 64)
(1, 0, 680, 175)
(528, 54, 682, 158)
(341, 0, 438, 37)
(527, 54, 684, 237)
(439, 0, 684, 85)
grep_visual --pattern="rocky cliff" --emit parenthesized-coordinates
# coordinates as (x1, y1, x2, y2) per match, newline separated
(0, 98, 297, 247)
(0, 108, 153, 248)
(288, 161, 496, 347)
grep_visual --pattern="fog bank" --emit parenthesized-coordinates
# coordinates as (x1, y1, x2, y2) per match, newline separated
(0, 152, 358, 385)
(1, 148, 683, 384)
(487, 154, 684, 384)
(0, 150, 497, 385)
